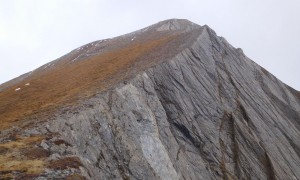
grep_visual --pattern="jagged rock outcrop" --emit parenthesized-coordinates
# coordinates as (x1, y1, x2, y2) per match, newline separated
(0, 19, 300, 180)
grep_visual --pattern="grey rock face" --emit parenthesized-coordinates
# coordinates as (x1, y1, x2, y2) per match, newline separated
(3, 19, 300, 179)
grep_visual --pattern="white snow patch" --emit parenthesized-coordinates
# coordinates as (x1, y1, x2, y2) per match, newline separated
(43, 63, 52, 69)
(131, 37, 136, 41)
(15, 88, 21, 91)
(72, 55, 81, 62)
(25, 83, 30, 86)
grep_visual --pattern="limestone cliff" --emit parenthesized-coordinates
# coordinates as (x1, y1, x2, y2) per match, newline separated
(0, 19, 299, 180)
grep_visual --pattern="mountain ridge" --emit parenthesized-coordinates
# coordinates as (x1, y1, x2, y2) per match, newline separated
(0, 19, 300, 179)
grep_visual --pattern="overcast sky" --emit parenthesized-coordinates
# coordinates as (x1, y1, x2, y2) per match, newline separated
(0, 0, 299, 90)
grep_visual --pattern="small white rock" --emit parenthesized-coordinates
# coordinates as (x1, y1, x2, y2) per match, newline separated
(49, 153, 61, 160)
(15, 88, 21, 91)
(41, 140, 49, 149)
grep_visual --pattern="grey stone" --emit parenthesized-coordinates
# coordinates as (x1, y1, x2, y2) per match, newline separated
(40, 140, 49, 150)
(2, 19, 300, 180)
(48, 153, 61, 161)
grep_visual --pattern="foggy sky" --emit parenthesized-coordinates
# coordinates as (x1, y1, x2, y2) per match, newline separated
(0, 0, 299, 90)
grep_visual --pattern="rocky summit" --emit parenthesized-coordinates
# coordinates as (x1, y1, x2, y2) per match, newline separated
(0, 19, 300, 180)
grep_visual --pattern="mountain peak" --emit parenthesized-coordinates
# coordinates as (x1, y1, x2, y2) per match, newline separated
(1, 19, 300, 179)
(153, 18, 200, 32)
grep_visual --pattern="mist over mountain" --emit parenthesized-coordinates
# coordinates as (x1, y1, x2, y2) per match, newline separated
(0, 19, 299, 179)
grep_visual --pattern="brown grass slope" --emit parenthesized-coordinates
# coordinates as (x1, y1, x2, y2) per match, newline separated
(0, 29, 194, 131)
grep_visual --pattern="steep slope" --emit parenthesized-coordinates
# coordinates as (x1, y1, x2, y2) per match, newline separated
(0, 19, 300, 179)
(0, 20, 201, 131)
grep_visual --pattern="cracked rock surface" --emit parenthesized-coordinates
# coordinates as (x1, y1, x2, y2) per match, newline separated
(1, 19, 300, 179)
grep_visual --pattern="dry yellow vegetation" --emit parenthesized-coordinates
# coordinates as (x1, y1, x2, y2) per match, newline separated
(0, 34, 179, 131)
(0, 135, 47, 179)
